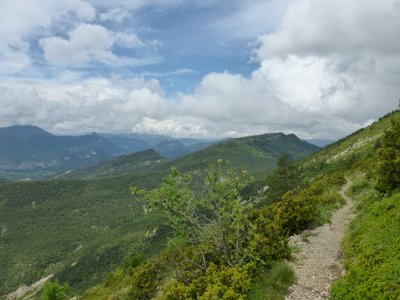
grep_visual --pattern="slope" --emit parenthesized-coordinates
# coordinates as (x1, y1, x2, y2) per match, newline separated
(78, 110, 399, 300)
(169, 132, 319, 178)
(57, 149, 167, 179)
(0, 173, 169, 298)
(0, 130, 319, 298)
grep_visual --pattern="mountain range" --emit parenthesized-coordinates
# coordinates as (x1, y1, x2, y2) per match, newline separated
(0, 126, 215, 180)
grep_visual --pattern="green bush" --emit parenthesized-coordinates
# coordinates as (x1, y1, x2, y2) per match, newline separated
(163, 263, 251, 299)
(349, 177, 371, 195)
(375, 118, 400, 193)
(274, 191, 318, 235)
(41, 281, 69, 300)
(127, 259, 164, 299)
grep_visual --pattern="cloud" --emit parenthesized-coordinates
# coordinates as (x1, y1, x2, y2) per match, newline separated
(99, 8, 131, 23)
(1, 0, 399, 140)
(0, 76, 167, 134)
(0, 0, 96, 73)
(40, 24, 149, 66)
(40, 24, 115, 66)
(114, 32, 144, 48)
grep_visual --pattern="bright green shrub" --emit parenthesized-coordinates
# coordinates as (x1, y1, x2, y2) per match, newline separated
(127, 259, 164, 300)
(163, 263, 251, 299)
(274, 191, 318, 235)
(41, 281, 69, 300)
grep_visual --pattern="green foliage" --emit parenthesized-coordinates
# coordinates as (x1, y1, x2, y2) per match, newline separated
(331, 193, 400, 299)
(265, 154, 301, 201)
(162, 263, 251, 300)
(41, 281, 69, 300)
(133, 161, 257, 267)
(247, 261, 295, 300)
(167, 132, 318, 181)
(60, 149, 167, 179)
(128, 259, 165, 300)
(0, 173, 168, 297)
(375, 117, 400, 193)
(274, 190, 318, 235)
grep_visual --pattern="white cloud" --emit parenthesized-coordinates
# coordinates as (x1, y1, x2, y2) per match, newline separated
(1, 0, 399, 140)
(0, 76, 167, 134)
(0, 0, 96, 73)
(114, 32, 144, 48)
(40, 24, 115, 66)
(40, 24, 150, 66)
(99, 8, 131, 23)
(134, 117, 207, 137)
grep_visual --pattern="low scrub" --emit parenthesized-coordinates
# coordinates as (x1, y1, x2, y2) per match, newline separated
(331, 193, 400, 299)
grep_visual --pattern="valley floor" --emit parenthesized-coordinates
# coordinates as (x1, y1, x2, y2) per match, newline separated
(285, 181, 355, 300)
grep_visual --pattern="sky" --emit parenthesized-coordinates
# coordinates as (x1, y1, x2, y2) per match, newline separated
(0, 0, 399, 139)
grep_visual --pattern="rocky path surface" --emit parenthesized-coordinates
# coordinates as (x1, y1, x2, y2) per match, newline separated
(285, 181, 355, 300)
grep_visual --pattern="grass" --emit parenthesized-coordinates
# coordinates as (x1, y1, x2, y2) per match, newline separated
(331, 178, 400, 299)
(247, 261, 295, 300)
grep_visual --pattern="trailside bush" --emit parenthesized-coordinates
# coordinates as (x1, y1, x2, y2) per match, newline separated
(162, 263, 252, 300)
(127, 259, 164, 300)
(274, 190, 318, 235)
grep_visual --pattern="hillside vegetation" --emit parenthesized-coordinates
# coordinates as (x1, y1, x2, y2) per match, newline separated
(80, 110, 400, 299)
(57, 149, 167, 179)
(166, 132, 319, 178)
(0, 174, 169, 297)
(2, 111, 399, 299)
(0, 132, 317, 298)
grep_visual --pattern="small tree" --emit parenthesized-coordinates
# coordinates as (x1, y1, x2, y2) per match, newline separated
(132, 161, 255, 268)
(376, 118, 400, 193)
(266, 154, 301, 201)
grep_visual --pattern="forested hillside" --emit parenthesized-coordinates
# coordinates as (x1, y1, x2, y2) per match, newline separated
(79, 110, 400, 300)
(0, 131, 317, 298)
(2, 111, 398, 299)
(57, 149, 167, 179)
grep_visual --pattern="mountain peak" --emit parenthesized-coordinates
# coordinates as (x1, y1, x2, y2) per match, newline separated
(0, 125, 53, 138)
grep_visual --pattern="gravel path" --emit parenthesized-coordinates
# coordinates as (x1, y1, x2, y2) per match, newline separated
(285, 181, 355, 300)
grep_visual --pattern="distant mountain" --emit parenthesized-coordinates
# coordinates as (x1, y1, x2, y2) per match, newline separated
(0, 125, 123, 179)
(168, 132, 320, 178)
(100, 133, 216, 159)
(58, 149, 167, 179)
(153, 139, 189, 159)
(99, 134, 152, 153)
(304, 138, 335, 148)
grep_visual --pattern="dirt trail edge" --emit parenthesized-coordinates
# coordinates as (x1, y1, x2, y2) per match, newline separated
(285, 180, 355, 300)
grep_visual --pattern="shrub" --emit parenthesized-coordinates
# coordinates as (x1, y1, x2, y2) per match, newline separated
(375, 118, 400, 193)
(162, 263, 251, 300)
(41, 281, 69, 300)
(274, 191, 318, 235)
(127, 259, 164, 299)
